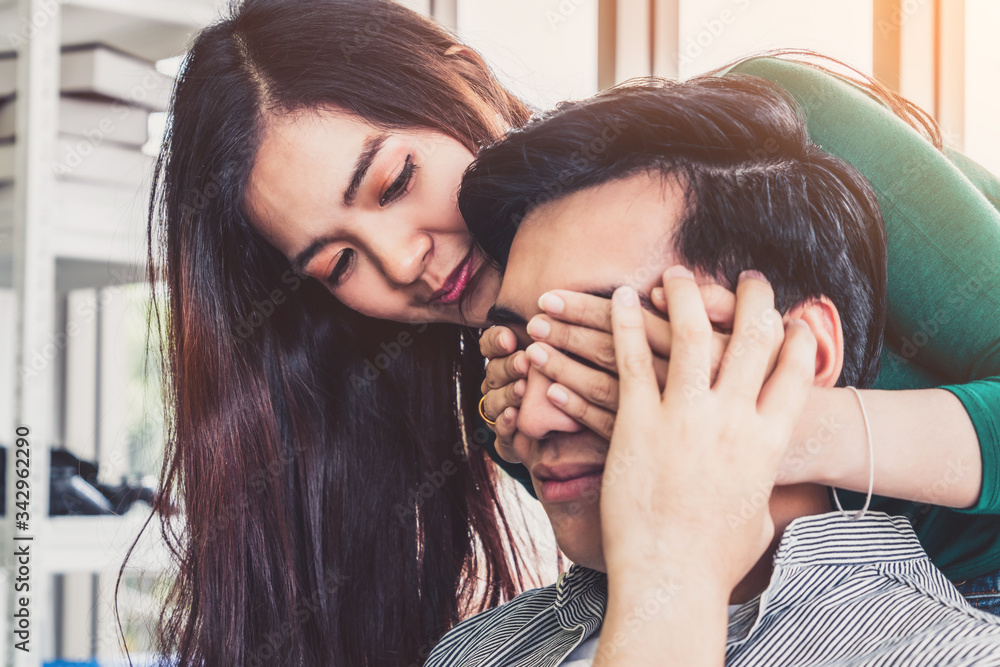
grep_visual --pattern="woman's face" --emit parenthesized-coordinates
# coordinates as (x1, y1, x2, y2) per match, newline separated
(245, 108, 500, 327)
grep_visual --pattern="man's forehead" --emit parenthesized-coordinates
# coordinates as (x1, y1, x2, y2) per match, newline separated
(494, 173, 684, 324)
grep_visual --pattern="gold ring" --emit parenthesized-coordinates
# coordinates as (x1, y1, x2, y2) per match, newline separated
(478, 395, 497, 427)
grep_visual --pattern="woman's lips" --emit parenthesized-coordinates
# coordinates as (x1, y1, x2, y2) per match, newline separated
(537, 467, 605, 504)
(432, 250, 476, 304)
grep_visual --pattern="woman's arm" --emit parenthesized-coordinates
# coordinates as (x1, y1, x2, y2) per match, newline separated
(784, 387, 981, 508)
(726, 56, 1000, 513)
(521, 288, 985, 511)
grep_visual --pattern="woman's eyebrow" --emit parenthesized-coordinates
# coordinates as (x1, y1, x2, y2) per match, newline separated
(343, 133, 388, 205)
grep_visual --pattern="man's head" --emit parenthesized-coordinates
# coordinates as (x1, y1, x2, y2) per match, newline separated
(459, 76, 887, 570)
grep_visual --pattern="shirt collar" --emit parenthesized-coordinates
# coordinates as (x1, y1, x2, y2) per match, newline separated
(726, 510, 927, 648)
(549, 513, 925, 646)
(771, 511, 925, 567)
(553, 565, 607, 633)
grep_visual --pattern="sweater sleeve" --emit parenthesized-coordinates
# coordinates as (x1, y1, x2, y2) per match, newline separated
(725, 57, 1000, 513)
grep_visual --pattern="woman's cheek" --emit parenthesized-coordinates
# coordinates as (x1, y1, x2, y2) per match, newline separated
(337, 280, 393, 319)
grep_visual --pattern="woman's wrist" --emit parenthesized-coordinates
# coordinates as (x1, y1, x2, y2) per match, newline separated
(784, 386, 983, 508)
(603, 526, 745, 603)
(600, 564, 730, 667)
(782, 386, 867, 487)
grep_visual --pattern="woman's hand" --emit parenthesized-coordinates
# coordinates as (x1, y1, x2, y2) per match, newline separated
(596, 268, 816, 666)
(478, 325, 528, 463)
(527, 283, 738, 439)
(600, 268, 814, 586)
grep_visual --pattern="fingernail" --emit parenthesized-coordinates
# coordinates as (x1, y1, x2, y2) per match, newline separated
(665, 265, 694, 279)
(526, 344, 548, 367)
(538, 292, 565, 314)
(651, 287, 664, 302)
(514, 352, 529, 375)
(502, 329, 516, 351)
(739, 270, 768, 284)
(548, 384, 568, 405)
(789, 318, 810, 329)
(614, 285, 638, 306)
(526, 316, 551, 340)
(513, 379, 526, 397)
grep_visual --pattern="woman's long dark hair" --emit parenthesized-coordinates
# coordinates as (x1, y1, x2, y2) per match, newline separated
(137, 1, 531, 665)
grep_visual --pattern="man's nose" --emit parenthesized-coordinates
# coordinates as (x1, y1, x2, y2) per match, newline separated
(516, 362, 583, 441)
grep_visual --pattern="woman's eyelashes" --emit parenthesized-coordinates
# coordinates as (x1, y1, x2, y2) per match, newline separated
(327, 249, 355, 286)
(379, 154, 417, 206)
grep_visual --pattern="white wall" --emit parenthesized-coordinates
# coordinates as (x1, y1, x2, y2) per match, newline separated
(455, 0, 874, 113)
(964, 0, 1000, 175)
(676, 0, 874, 78)
(456, 0, 600, 109)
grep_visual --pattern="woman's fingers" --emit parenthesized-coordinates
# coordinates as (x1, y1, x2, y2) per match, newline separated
(547, 383, 617, 439)
(714, 272, 783, 399)
(758, 319, 817, 423)
(529, 309, 676, 360)
(699, 283, 737, 329)
(527, 316, 618, 371)
(526, 342, 619, 409)
(480, 378, 525, 424)
(478, 325, 528, 432)
(609, 286, 660, 405)
(481, 350, 528, 393)
(527, 338, 671, 411)
(537, 290, 612, 331)
(479, 325, 517, 359)
(492, 407, 521, 464)
(652, 282, 737, 330)
(659, 266, 714, 401)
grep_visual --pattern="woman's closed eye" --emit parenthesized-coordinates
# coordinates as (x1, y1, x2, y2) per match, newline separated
(380, 154, 417, 206)
(327, 249, 355, 286)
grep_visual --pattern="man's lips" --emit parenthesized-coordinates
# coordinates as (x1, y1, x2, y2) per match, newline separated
(533, 462, 605, 504)
(430, 250, 476, 304)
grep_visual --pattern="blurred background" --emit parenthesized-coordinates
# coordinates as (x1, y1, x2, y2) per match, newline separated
(0, 0, 995, 665)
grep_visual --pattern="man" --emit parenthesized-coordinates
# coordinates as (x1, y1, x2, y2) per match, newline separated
(426, 77, 1000, 666)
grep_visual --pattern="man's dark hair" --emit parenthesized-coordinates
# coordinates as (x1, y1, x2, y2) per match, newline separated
(460, 76, 887, 388)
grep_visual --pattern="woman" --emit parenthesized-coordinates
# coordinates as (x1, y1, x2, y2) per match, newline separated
(141, 0, 1000, 665)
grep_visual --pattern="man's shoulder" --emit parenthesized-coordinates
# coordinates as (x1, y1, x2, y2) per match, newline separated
(425, 583, 561, 666)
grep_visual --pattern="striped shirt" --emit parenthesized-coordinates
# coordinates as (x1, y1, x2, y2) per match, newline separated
(426, 512, 1000, 666)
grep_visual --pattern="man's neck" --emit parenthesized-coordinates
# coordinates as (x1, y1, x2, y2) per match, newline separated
(729, 484, 832, 605)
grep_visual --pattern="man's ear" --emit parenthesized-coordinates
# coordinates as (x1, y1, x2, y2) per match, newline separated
(784, 296, 843, 388)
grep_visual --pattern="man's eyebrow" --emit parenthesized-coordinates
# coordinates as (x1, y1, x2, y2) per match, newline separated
(343, 133, 388, 206)
(585, 286, 658, 313)
(485, 289, 658, 327)
(486, 304, 528, 328)
(290, 134, 388, 275)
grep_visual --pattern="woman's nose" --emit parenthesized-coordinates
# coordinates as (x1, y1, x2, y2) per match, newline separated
(516, 364, 584, 441)
(371, 230, 432, 287)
